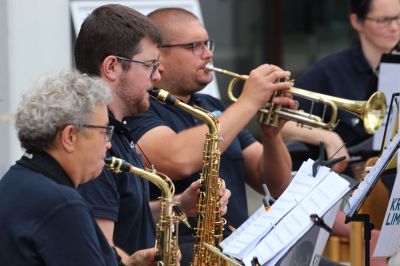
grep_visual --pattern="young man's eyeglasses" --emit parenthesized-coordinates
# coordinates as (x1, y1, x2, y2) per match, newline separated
(160, 39, 214, 56)
(82, 124, 114, 142)
(365, 14, 400, 28)
(115, 56, 160, 79)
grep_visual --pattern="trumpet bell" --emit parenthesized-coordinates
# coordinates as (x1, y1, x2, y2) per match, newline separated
(364, 91, 387, 134)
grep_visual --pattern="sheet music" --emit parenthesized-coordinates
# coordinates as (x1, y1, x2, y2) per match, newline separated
(241, 170, 350, 266)
(221, 159, 350, 265)
(220, 159, 331, 259)
(344, 132, 400, 217)
(263, 201, 340, 266)
(374, 57, 400, 150)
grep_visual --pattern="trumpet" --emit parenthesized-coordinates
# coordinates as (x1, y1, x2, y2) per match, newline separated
(206, 64, 387, 134)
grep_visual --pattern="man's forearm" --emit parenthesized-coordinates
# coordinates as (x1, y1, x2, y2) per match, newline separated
(260, 134, 292, 198)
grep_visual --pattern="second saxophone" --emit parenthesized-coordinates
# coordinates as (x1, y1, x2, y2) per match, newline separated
(104, 156, 180, 266)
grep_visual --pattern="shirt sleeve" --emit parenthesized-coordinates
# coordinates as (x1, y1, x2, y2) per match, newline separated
(126, 104, 167, 142)
(33, 202, 112, 266)
(78, 168, 120, 221)
(237, 128, 256, 150)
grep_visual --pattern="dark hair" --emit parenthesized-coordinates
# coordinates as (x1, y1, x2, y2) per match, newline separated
(350, 0, 373, 19)
(74, 4, 162, 76)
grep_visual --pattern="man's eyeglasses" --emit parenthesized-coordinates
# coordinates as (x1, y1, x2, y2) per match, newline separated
(365, 15, 400, 28)
(160, 39, 214, 56)
(115, 56, 160, 79)
(82, 124, 114, 142)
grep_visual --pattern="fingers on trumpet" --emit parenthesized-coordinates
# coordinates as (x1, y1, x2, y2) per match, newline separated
(272, 93, 298, 110)
(243, 65, 294, 108)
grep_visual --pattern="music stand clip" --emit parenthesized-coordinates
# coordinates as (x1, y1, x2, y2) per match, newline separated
(312, 142, 346, 177)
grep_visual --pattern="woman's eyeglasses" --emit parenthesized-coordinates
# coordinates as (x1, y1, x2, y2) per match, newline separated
(365, 15, 400, 28)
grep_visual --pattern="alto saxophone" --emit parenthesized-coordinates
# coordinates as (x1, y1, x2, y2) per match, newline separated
(149, 89, 239, 266)
(104, 156, 180, 266)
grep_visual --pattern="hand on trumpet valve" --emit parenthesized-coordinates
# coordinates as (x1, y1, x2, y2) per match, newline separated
(241, 64, 295, 111)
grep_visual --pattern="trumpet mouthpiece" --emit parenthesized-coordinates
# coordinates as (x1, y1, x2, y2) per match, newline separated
(205, 63, 214, 71)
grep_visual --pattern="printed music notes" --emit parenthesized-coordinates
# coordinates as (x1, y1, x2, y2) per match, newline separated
(221, 159, 351, 265)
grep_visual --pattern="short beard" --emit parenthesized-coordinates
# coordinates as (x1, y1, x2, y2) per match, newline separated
(116, 76, 149, 117)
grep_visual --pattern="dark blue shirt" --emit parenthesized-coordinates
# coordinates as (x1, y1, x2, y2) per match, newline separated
(0, 151, 116, 266)
(126, 93, 256, 239)
(296, 44, 377, 147)
(78, 113, 155, 254)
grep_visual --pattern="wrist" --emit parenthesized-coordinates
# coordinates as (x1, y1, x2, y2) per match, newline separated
(112, 246, 126, 266)
(261, 130, 281, 144)
(173, 194, 183, 211)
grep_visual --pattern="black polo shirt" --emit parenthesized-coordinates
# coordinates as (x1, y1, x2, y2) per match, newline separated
(126, 92, 256, 240)
(0, 151, 116, 265)
(78, 112, 155, 255)
(296, 44, 377, 147)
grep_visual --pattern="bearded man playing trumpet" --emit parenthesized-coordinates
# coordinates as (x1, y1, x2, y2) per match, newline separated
(125, 7, 299, 265)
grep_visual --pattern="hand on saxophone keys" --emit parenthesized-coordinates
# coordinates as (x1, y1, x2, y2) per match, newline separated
(125, 247, 183, 266)
(217, 178, 231, 216)
(125, 248, 157, 266)
(175, 179, 231, 217)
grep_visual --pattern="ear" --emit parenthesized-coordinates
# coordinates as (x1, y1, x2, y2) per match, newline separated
(59, 125, 78, 153)
(101, 55, 120, 82)
(349, 14, 363, 33)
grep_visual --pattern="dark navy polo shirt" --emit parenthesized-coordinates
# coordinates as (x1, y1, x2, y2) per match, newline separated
(0, 151, 116, 265)
(78, 112, 155, 254)
(296, 44, 377, 147)
(126, 92, 256, 240)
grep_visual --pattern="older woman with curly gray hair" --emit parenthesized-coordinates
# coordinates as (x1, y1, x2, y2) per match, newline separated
(0, 71, 118, 265)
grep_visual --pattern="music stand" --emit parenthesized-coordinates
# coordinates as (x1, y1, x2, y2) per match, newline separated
(249, 142, 356, 266)
(344, 93, 400, 266)
(274, 204, 339, 266)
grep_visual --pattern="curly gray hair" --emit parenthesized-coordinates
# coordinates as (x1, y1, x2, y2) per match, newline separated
(16, 71, 111, 151)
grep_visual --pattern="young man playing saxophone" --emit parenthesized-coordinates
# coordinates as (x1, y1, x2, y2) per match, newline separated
(126, 8, 297, 265)
(74, 5, 231, 265)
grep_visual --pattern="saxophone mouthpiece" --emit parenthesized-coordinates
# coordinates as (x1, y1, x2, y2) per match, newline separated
(104, 157, 113, 165)
(148, 88, 178, 106)
(148, 88, 160, 98)
(104, 156, 131, 173)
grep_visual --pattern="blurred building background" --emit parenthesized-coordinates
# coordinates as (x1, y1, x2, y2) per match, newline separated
(0, 0, 354, 212)
(198, 0, 354, 212)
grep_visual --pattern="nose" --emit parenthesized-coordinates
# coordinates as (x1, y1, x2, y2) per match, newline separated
(202, 46, 213, 60)
(388, 18, 400, 31)
(151, 68, 162, 82)
(151, 61, 162, 81)
(106, 140, 112, 150)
